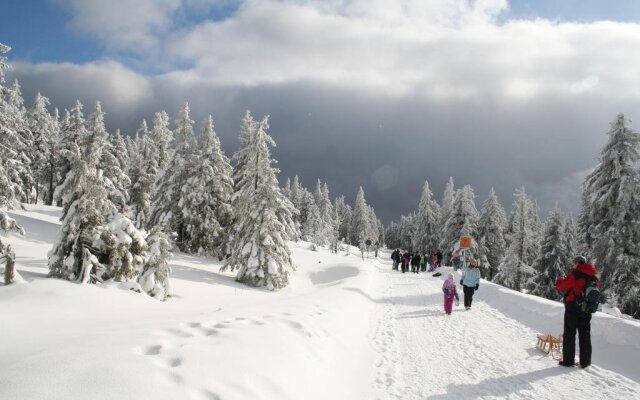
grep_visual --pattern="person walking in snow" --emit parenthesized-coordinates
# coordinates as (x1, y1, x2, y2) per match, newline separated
(420, 252, 427, 272)
(411, 251, 421, 274)
(402, 251, 411, 273)
(460, 258, 481, 310)
(555, 255, 598, 368)
(442, 273, 458, 315)
(391, 249, 400, 271)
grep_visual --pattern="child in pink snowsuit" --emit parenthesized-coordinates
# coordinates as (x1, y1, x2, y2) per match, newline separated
(442, 273, 458, 315)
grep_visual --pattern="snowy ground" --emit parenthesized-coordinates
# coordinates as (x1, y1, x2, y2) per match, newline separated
(1, 205, 640, 400)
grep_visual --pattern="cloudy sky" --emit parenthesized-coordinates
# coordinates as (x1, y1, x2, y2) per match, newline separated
(2, 0, 640, 223)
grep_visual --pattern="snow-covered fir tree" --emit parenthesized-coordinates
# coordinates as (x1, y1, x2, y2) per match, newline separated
(334, 195, 352, 243)
(412, 179, 441, 253)
(54, 101, 86, 206)
(440, 185, 479, 260)
(28, 93, 59, 204)
(493, 187, 540, 292)
(438, 177, 455, 237)
(84, 102, 130, 211)
(128, 134, 157, 229)
(527, 204, 571, 300)
(351, 187, 378, 254)
(0, 44, 23, 208)
(302, 200, 324, 249)
(6, 81, 35, 203)
(138, 227, 173, 300)
(0, 80, 32, 204)
(179, 115, 233, 259)
(563, 215, 577, 262)
(148, 102, 196, 242)
(579, 114, 640, 317)
(222, 115, 298, 290)
(476, 188, 507, 280)
(48, 140, 116, 281)
(151, 111, 173, 170)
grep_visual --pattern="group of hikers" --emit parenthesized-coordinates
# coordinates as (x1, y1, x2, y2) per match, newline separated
(390, 246, 600, 369)
(390, 249, 443, 273)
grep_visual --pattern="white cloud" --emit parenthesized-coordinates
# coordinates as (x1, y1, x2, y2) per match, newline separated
(12, 59, 153, 110)
(52, 0, 640, 101)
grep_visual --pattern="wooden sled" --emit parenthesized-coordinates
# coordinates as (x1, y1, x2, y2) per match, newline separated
(536, 333, 563, 357)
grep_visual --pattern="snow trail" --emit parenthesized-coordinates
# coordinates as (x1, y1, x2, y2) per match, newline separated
(369, 263, 640, 400)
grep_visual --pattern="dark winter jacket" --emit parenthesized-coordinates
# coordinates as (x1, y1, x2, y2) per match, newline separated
(391, 250, 400, 261)
(555, 262, 598, 303)
(411, 254, 421, 266)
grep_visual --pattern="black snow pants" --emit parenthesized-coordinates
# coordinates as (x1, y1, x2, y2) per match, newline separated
(562, 301, 592, 367)
(463, 285, 475, 308)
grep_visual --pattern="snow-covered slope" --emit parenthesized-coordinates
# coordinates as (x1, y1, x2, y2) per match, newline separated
(1, 205, 639, 400)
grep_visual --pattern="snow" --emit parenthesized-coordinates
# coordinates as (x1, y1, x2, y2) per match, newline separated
(1, 204, 639, 400)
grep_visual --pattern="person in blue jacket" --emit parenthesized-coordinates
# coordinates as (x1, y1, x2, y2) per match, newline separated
(460, 258, 481, 310)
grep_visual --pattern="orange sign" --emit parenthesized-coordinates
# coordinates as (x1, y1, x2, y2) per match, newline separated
(459, 236, 472, 249)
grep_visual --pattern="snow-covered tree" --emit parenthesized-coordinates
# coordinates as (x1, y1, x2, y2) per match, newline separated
(151, 111, 173, 170)
(222, 115, 298, 290)
(129, 134, 157, 229)
(579, 114, 640, 317)
(493, 187, 540, 291)
(148, 103, 196, 240)
(0, 80, 32, 204)
(138, 227, 172, 300)
(6, 81, 35, 203)
(563, 215, 577, 262)
(48, 141, 116, 280)
(54, 101, 86, 206)
(476, 188, 507, 280)
(28, 93, 59, 204)
(438, 177, 455, 238)
(528, 204, 571, 300)
(412, 179, 441, 253)
(334, 195, 352, 242)
(179, 115, 233, 258)
(350, 186, 378, 254)
(440, 185, 479, 262)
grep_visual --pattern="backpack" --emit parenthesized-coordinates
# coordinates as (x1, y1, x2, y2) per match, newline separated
(576, 276, 600, 314)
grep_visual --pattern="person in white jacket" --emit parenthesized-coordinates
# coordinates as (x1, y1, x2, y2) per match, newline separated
(460, 258, 481, 310)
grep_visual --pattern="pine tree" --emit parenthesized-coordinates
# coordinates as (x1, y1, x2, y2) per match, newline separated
(54, 101, 87, 206)
(222, 115, 298, 290)
(351, 187, 374, 250)
(412, 179, 441, 253)
(0, 44, 22, 208)
(48, 141, 116, 280)
(138, 227, 173, 300)
(0, 80, 32, 204)
(151, 111, 173, 170)
(579, 114, 640, 317)
(528, 204, 570, 300)
(148, 103, 196, 242)
(28, 93, 58, 204)
(477, 188, 507, 280)
(7, 81, 35, 203)
(440, 185, 479, 261)
(493, 187, 540, 291)
(129, 134, 157, 229)
(334, 195, 352, 243)
(179, 115, 233, 258)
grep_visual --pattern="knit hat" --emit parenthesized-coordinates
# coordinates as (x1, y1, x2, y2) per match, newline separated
(573, 255, 587, 264)
(448, 273, 454, 279)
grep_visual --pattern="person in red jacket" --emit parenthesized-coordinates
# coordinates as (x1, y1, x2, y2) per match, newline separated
(555, 255, 598, 368)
